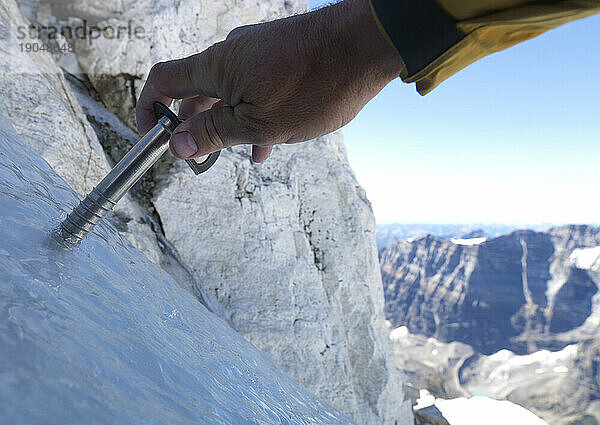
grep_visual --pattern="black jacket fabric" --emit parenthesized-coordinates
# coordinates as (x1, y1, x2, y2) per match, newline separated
(369, 0, 600, 94)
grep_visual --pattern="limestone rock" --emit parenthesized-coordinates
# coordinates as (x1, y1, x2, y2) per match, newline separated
(0, 0, 107, 196)
(152, 134, 411, 424)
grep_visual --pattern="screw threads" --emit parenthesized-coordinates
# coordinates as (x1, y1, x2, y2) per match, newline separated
(60, 188, 117, 243)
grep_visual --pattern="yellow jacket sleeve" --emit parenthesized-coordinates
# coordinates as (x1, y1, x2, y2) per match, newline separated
(369, 0, 600, 94)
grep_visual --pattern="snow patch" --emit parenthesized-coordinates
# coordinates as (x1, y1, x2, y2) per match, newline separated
(569, 246, 600, 270)
(487, 345, 578, 367)
(436, 396, 548, 425)
(390, 326, 409, 341)
(415, 389, 436, 409)
(450, 237, 487, 246)
(553, 366, 568, 373)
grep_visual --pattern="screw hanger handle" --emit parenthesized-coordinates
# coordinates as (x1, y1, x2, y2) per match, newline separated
(153, 102, 221, 175)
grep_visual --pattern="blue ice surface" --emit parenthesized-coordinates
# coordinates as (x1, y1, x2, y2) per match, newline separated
(0, 118, 352, 425)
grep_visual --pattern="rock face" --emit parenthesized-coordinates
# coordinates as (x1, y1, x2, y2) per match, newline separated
(0, 0, 107, 196)
(380, 226, 600, 355)
(0, 115, 351, 424)
(568, 338, 600, 422)
(2, 0, 411, 423)
(389, 326, 473, 399)
(153, 134, 408, 424)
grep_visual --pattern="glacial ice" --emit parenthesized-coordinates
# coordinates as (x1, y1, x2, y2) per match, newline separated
(0, 118, 351, 424)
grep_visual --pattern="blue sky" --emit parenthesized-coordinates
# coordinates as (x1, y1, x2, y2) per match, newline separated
(308, 1, 600, 225)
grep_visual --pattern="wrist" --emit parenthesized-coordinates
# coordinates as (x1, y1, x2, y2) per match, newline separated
(343, 0, 405, 81)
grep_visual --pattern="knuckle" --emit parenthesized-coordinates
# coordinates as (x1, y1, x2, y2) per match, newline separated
(226, 24, 251, 40)
(147, 61, 170, 87)
(148, 62, 164, 79)
(181, 58, 197, 89)
(196, 44, 221, 84)
(205, 42, 225, 68)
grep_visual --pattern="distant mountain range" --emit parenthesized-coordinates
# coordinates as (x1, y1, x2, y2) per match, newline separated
(380, 224, 600, 424)
(376, 222, 555, 251)
(380, 225, 600, 355)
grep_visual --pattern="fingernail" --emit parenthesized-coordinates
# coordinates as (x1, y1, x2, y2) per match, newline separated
(170, 131, 198, 158)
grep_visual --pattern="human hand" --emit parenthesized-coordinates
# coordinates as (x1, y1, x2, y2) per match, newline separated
(136, 0, 404, 163)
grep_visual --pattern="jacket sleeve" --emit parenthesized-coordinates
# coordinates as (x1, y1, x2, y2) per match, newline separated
(369, 0, 600, 95)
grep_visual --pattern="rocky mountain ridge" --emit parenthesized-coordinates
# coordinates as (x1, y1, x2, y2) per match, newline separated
(375, 222, 553, 251)
(381, 225, 600, 424)
(381, 225, 600, 355)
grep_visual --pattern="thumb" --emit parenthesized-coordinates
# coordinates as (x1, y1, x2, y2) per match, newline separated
(169, 106, 249, 159)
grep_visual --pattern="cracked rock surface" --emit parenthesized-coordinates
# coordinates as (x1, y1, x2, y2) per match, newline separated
(153, 134, 410, 424)
(1, 0, 107, 197)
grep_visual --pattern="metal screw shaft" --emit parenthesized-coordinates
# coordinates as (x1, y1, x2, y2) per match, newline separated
(61, 115, 174, 243)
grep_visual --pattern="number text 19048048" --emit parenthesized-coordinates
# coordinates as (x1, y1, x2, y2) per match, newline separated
(20, 42, 73, 54)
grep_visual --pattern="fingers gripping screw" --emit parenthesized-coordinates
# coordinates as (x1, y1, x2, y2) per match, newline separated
(153, 102, 221, 175)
